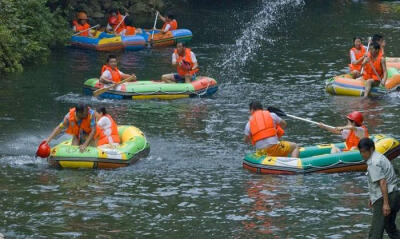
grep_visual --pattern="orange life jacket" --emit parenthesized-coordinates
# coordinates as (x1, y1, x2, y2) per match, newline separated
(276, 124, 285, 139)
(124, 26, 136, 36)
(65, 108, 93, 137)
(344, 125, 369, 151)
(72, 20, 90, 36)
(174, 48, 199, 77)
(249, 110, 277, 145)
(363, 53, 383, 82)
(95, 114, 120, 146)
(162, 19, 178, 31)
(349, 45, 366, 71)
(101, 65, 121, 83)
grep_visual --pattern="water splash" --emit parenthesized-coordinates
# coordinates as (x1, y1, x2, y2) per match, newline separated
(220, 0, 304, 70)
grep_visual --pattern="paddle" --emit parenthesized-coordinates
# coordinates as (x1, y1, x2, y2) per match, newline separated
(114, 15, 127, 34)
(73, 24, 100, 36)
(93, 75, 136, 97)
(360, 37, 372, 75)
(267, 106, 335, 130)
(147, 11, 159, 48)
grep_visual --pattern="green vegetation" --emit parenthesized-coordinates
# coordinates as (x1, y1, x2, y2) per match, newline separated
(0, 0, 70, 73)
(0, 0, 171, 74)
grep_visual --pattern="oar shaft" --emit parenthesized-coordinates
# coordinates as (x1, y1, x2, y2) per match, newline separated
(286, 114, 335, 130)
(114, 16, 127, 32)
(73, 24, 99, 36)
(360, 37, 372, 75)
(151, 11, 159, 40)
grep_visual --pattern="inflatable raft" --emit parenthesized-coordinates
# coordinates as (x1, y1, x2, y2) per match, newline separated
(139, 29, 193, 47)
(70, 31, 146, 51)
(70, 29, 192, 51)
(48, 125, 150, 169)
(83, 76, 218, 100)
(325, 67, 400, 97)
(243, 134, 400, 174)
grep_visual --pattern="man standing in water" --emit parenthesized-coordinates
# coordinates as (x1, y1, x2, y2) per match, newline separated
(45, 104, 96, 153)
(358, 138, 400, 239)
(244, 101, 299, 158)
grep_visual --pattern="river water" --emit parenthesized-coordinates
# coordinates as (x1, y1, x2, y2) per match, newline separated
(2, 0, 400, 238)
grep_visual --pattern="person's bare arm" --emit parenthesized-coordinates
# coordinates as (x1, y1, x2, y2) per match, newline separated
(379, 179, 391, 216)
(46, 117, 67, 144)
(80, 127, 96, 153)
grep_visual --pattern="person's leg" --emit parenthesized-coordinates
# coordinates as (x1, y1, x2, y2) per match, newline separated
(369, 198, 385, 239)
(364, 79, 374, 97)
(71, 135, 80, 146)
(184, 74, 192, 83)
(161, 73, 175, 83)
(385, 191, 400, 238)
(351, 70, 360, 79)
(268, 141, 299, 158)
(289, 142, 299, 158)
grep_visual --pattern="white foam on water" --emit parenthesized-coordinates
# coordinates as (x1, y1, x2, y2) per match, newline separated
(218, 0, 304, 76)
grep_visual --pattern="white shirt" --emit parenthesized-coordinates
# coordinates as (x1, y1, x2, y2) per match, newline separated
(341, 127, 366, 140)
(172, 51, 197, 65)
(366, 151, 398, 204)
(244, 112, 282, 149)
(97, 116, 118, 145)
(101, 69, 124, 81)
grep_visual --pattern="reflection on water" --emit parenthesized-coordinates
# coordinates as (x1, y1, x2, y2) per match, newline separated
(2, 0, 400, 238)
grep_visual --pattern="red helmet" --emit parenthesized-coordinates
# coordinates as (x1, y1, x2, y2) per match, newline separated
(347, 111, 363, 126)
(36, 141, 50, 158)
(108, 16, 118, 25)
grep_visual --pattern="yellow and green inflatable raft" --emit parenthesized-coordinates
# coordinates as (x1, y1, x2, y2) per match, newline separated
(48, 125, 149, 169)
(243, 134, 400, 174)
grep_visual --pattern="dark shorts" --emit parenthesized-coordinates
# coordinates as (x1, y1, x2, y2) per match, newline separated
(173, 73, 196, 83)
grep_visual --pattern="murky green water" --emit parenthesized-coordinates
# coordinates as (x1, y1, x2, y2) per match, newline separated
(2, 0, 400, 238)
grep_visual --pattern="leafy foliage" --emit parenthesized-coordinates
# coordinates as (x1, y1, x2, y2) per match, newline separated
(0, 0, 70, 73)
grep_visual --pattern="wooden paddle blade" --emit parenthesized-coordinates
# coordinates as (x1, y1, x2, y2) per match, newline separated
(93, 86, 112, 97)
(267, 106, 287, 117)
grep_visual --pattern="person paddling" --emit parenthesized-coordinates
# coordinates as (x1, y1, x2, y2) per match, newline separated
(100, 55, 136, 85)
(244, 101, 300, 158)
(94, 107, 120, 148)
(106, 9, 141, 36)
(361, 42, 387, 97)
(45, 104, 96, 153)
(72, 11, 93, 37)
(157, 11, 178, 34)
(161, 42, 198, 83)
(318, 111, 369, 153)
(349, 37, 368, 79)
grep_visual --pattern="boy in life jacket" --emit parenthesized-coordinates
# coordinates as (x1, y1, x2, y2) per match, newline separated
(161, 42, 199, 83)
(349, 37, 368, 79)
(157, 11, 178, 34)
(244, 101, 300, 158)
(94, 107, 120, 148)
(318, 111, 369, 153)
(100, 55, 136, 85)
(72, 11, 93, 37)
(361, 42, 387, 98)
(45, 104, 96, 152)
